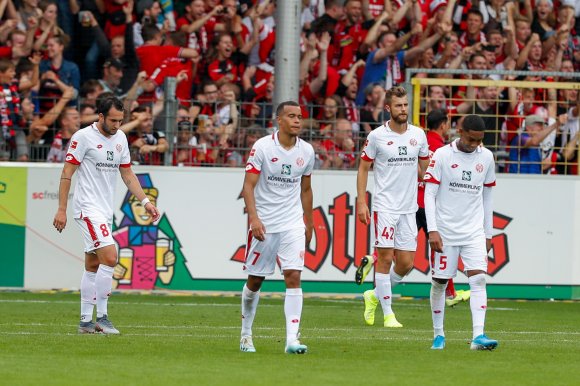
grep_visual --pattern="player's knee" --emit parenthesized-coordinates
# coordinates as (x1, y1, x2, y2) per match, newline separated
(468, 273, 486, 290)
(247, 275, 265, 292)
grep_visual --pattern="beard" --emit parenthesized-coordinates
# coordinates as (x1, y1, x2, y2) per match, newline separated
(392, 113, 407, 124)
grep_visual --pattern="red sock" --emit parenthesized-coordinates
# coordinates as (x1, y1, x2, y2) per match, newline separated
(445, 279, 457, 298)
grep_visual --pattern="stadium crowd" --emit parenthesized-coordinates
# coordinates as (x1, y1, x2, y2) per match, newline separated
(0, 0, 578, 173)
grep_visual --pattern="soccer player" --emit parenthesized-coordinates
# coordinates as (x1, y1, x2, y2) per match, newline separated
(239, 101, 315, 354)
(418, 109, 470, 308)
(357, 86, 430, 328)
(424, 114, 498, 350)
(53, 97, 160, 334)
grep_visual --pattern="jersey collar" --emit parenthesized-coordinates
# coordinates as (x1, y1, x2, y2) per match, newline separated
(385, 120, 409, 133)
(272, 130, 300, 148)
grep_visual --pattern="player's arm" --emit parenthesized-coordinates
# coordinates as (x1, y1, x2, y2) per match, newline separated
(418, 156, 429, 179)
(356, 158, 372, 225)
(242, 171, 266, 241)
(301, 175, 313, 247)
(53, 162, 79, 233)
(424, 182, 443, 253)
(119, 166, 160, 222)
(483, 186, 493, 253)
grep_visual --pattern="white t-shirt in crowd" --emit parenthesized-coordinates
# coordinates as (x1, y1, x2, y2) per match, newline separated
(66, 123, 131, 221)
(245, 131, 315, 233)
(424, 139, 496, 245)
(361, 121, 429, 214)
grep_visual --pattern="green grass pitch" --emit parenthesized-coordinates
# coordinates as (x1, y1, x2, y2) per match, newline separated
(0, 291, 578, 386)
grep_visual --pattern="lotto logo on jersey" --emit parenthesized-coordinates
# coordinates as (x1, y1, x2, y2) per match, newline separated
(398, 146, 407, 155)
(281, 164, 292, 175)
(70, 141, 78, 149)
(107, 151, 114, 161)
(462, 171, 472, 181)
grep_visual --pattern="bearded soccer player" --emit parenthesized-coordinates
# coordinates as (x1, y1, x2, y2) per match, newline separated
(357, 86, 430, 328)
(424, 114, 498, 350)
(53, 97, 160, 334)
(240, 101, 315, 354)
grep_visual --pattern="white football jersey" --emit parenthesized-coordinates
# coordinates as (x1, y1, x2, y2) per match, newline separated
(65, 123, 131, 221)
(245, 132, 315, 233)
(423, 139, 496, 245)
(361, 122, 429, 214)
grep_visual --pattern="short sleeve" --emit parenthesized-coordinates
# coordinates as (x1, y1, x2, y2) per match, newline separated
(303, 147, 315, 176)
(65, 132, 87, 165)
(418, 130, 429, 159)
(361, 132, 376, 161)
(424, 148, 442, 184)
(120, 136, 131, 167)
(245, 141, 264, 174)
(484, 154, 496, 187)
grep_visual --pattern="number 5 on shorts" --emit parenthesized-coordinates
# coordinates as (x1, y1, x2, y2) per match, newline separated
(438, 255, 447, 270)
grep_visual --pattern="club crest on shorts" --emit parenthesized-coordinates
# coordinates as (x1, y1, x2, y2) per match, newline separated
(409, 138, 417, 146)
(296, 157, 304, 167)
(476, 163, 484, 173)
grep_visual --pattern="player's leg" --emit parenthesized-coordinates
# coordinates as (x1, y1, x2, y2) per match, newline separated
(462, 241, 498, 350)
(430, 246, 460, 349)
(391, 213, 419, 287)
(94, 244, 119, 334)
(79, 253, 98, 333)
(240, 232, 279, 352)
(280, 228, 307, 354)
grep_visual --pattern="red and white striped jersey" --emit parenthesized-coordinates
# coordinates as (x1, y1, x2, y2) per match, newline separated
(361, 122, 429, 214)
(65, 123, 131, 221)
(245, 132, 315, 233)
(424, 139, 496, 245)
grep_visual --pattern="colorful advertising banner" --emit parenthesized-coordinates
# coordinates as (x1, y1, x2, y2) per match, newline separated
(2, 163, 579, 298)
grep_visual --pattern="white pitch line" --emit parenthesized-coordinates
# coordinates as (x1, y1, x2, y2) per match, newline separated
(2, 323, 579, 335)
(0, 299, 520, 311)
(0, 331, 578, 344)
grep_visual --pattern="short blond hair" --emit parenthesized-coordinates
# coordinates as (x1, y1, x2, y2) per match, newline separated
(384, 86, 407, 106)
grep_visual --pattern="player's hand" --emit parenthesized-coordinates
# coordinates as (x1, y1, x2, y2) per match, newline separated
(428, 231, 444, 253)
(305, 223, 313, 248)
(250, 217, 266, 241)
(53, 208, 67, 233)
(145, 202, 160, 222)
(486, 238, 492, 253)
(357, 201, 370, 225)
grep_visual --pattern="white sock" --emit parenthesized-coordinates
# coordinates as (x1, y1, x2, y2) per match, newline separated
(284, 288, 303, 345)
(80, 270, 96, 322)
(430, 280, 447, 337)
(390, 269, 404, 288)
(95, 264, 114, 318)
(375, 273, 393, 316)
(469, 273, 487, 339)
(241, 284, 260, 337)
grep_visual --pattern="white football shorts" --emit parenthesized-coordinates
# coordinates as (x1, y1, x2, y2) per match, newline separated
(431, 237, 488, 279)
(74, 215, 115, 253)
(243, 227, 305, 276)
(372, 211, 417, 251)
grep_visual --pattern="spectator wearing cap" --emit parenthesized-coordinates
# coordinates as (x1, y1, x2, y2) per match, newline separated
(98, 58, 125, 97)
(508, 114, 560, 174)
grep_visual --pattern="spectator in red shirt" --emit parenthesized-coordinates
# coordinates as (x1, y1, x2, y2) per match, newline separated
(322, 118, 357, 169)
(176, 0, 223, 54)
(329, 0, 368, 74)
(459, 9, 487, 48)
(206, 33, 240, 86)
